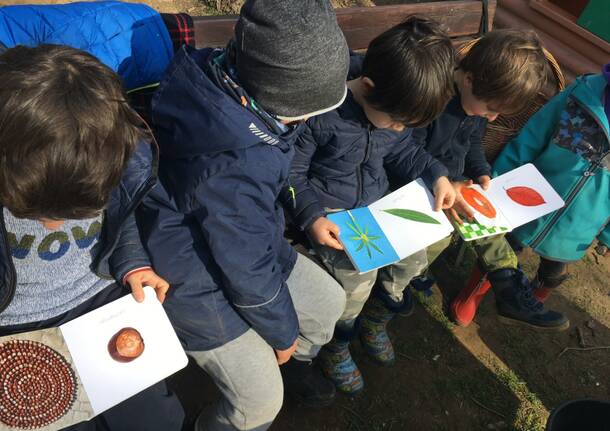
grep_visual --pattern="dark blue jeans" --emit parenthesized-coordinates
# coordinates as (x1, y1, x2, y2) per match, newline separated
(1, 283, 185, 431)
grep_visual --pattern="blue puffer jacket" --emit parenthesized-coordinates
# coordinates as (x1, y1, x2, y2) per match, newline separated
(138, 46, 300, 351)
(0, 141, 158, 314)
(285, 90, 448, 230)
(0, 1, 172, 90)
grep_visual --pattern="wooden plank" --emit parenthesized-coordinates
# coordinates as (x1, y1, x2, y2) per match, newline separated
(192, 16, 237, 48)
(193, 0, 496, 49)
(336, 1, 496, 50)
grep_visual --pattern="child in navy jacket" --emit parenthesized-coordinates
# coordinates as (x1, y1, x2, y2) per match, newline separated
(139, 1, 351, 428)
(413, 30, 569, 331)
(284, 17, 456, 395)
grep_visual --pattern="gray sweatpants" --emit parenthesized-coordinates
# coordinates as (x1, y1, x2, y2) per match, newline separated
(188, 253, 346, 431)
(314, 244, 428, 329)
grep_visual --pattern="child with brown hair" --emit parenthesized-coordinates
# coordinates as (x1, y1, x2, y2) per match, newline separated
(414, 29, 570, 331)
(0, 44, 184, 430)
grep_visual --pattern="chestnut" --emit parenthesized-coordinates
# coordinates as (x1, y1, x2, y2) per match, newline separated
(108, 327, 145, 362)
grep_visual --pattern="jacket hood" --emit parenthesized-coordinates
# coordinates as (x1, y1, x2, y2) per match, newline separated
(572, 74, 609, 136)
(151, 46, 297, 159)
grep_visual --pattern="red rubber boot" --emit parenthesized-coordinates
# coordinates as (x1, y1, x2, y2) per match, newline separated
(450, 266, 492, 326)
(532, 284, 553, 303)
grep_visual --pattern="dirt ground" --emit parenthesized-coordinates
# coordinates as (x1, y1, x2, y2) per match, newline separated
(0, 0, 608, 429)
(169, 244, 610, 431)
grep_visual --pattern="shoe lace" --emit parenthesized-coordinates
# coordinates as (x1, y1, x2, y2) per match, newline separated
(515, 273, 543, 312)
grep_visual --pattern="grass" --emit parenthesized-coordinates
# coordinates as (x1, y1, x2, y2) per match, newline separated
(493, 366, 547, 431)
(413, 280, 549, 431)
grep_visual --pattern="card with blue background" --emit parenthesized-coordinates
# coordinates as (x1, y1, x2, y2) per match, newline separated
(327, 179, 454, 273)
(328, 207, 400, 273)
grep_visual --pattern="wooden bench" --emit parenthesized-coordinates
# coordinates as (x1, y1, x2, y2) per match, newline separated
(192, 0, 497, 50)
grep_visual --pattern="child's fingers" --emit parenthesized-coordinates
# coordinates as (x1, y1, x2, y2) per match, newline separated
(434, 194, 443, 212)
(325, 232, 344, 250)
(128, 279, 145, 303)
(447, 208, 463, 225)
(155, 280, 170, 303)
(444, 192, 456, 209)
(328, 221, 341, 236)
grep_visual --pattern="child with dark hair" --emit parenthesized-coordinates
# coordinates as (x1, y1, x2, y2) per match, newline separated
(413, 30, 569, 331)
(0, 45, 183, 430)
(493, 62, 610, 304)
(283, 16, 456, 395)
(138, 1, 349, 429)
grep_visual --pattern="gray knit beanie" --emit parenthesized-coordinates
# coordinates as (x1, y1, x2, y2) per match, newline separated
(235, 0, 349, 121)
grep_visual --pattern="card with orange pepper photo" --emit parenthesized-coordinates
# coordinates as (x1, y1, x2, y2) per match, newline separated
(453, 164, 565, 241)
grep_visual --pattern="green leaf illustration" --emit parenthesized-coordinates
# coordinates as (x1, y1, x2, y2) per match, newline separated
(369, 241, 383, 254)
(382, 208, 441, 225)
(345, 210, 384, 260)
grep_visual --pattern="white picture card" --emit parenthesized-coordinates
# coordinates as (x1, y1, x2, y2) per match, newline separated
(455, 163, 565, 241)
(60, 286, 188, 415)
(0, 287, 187, 430)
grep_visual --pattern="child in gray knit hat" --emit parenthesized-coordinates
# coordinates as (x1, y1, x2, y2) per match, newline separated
(139, 1, 350, 430)
(233, 0, 349, 121)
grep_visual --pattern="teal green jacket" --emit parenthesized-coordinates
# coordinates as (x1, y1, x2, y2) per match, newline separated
(493, 74, 610, 262)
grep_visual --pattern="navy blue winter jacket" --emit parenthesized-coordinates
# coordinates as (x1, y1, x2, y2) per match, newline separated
(348, 53, 490, 182)
(411, 94, 491, 181)
(285, 90, 448, 231)
(138, 46, 300, 352)
(0, 141, 157, 314)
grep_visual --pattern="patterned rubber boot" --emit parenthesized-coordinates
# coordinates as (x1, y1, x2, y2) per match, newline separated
(319, 338, 364, 395)
(359, 297, 396, 367)
(410, 275, 435, 297)
(450, 266, 492, 326)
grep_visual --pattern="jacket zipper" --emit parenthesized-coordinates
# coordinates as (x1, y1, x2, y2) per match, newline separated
(0, 210, 17, 314)
(357, 128, 372, 206)
(529, 169, 591, 249)
(529, 97, 610, 249)
(93, 176, 157, 278)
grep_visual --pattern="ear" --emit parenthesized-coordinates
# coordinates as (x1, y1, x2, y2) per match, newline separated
(463, 72, 474, 88)
(361, 77, 376, 91)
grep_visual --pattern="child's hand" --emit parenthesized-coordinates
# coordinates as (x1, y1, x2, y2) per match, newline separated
(124, 268, 170, 303)
(477, 175, 492, 190)
(432, 177, 456, 211)
(447, 180, 475, 223)
(307, 217, 343, 250)
(276, 339, 298, 365)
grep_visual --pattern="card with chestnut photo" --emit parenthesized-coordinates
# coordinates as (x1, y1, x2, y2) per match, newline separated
(0, 287, 188, 430)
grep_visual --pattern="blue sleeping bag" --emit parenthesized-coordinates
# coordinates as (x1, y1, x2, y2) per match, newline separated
(0, 1, 173, 90)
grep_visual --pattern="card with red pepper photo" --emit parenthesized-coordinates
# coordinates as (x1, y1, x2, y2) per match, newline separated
(453, 163, 565, 241)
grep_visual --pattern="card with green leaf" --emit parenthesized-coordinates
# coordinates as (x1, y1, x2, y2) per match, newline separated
(328, 179, 454, 273)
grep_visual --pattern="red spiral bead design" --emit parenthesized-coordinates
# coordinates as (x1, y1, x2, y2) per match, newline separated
(0, 340, 77, 429)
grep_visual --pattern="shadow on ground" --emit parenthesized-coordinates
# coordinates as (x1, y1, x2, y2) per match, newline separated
(168, 297, 523, 430)
(431, 245, 610, 423)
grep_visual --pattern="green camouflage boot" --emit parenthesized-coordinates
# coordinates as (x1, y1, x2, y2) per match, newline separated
(359, 296, 397, 366)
